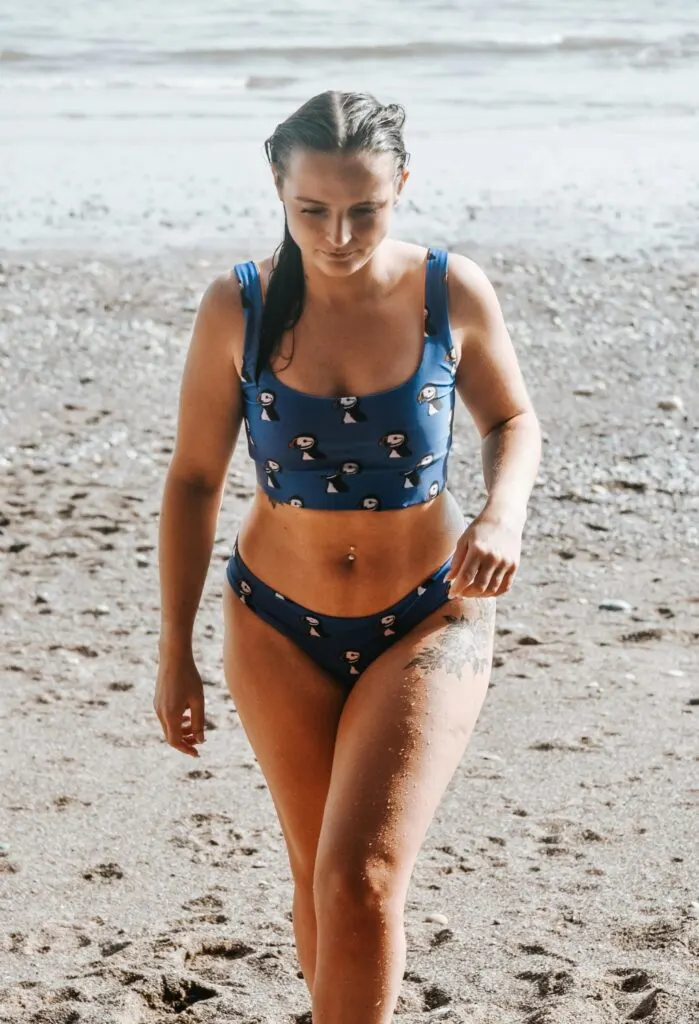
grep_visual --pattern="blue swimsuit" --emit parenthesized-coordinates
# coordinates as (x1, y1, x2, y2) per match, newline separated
(226, 247, 457, 687)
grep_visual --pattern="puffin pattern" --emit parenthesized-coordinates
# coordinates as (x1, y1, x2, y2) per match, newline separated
(226, 540, 454, 687)
(233, 247, 456, 511)
(335, 396, 367, 423)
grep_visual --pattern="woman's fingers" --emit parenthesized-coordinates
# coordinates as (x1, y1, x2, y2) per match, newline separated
(449, 555, 514, 598)
(166, 719, 200, 757)
(154, 706, 202, 757)
(170, 739, 200, 758)
(180, 710, 206, 745)
(154, 660, 207, 756)
(449, 553, 494, 596)
(487, 563, 510, 595)
(493, 565, 516, 596)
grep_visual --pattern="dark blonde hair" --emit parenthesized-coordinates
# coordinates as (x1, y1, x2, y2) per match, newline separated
(257, 90, 409, 380)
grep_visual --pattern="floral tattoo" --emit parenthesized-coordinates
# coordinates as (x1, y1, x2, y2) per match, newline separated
(406, 600, 495, 678)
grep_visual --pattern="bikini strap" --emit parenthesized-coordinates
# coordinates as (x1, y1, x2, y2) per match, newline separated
(232, 260, 262, 383)
(424, 247, 452, 352)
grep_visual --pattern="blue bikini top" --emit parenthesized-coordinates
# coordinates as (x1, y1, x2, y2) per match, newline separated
(233, 247, 456, 511)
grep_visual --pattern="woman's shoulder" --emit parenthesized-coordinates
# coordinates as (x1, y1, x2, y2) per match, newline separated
(205, 250, 279, 314)
(444, 251, 503, 337)
(191, 270, 250, 372)
(195, 271, 245, 323)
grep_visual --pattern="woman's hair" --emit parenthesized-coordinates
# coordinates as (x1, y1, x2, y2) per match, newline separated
(256, 90, 409, 380)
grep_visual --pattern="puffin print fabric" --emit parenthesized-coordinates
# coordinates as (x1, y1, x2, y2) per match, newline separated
(226, 541, 453, 687)
(233, 247, 457, 511)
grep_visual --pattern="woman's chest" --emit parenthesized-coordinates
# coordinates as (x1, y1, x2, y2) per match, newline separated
(271, 298, 426, 398)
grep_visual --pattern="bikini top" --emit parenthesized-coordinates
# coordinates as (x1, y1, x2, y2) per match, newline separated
(233, 247, 456, 511)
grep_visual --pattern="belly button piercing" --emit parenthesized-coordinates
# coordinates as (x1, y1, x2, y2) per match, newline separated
(347, 544, 356, 562)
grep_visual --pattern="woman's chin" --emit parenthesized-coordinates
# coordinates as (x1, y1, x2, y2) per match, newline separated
(314, 249, 364, 274)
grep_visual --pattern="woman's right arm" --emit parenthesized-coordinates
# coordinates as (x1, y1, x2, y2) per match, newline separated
(154, 273, 245, 757)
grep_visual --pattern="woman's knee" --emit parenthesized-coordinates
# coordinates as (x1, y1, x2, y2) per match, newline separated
(287, 843, 319, 893)
(313, 849, 408, 920)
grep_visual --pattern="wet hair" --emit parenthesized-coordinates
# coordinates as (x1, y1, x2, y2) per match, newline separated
(256, 90, 408, 380)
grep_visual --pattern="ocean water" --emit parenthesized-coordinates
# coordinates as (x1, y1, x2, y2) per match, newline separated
(1, 1, 698, 252)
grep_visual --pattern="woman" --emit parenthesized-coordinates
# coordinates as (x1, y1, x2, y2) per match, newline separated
(154, 91, 541, 1023)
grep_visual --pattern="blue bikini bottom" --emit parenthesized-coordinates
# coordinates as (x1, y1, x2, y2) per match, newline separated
(225, 540, 453, 688)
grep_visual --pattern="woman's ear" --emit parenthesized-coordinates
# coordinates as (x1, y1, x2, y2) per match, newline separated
(271, 165, 284, 201)
(396, 168, 410, 199)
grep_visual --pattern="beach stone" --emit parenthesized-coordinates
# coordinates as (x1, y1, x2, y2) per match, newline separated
(83, 604, 110, 616)
(657, 395, 684, 413)
(598, 599, 632, 612)
(425, 912, 449, 926)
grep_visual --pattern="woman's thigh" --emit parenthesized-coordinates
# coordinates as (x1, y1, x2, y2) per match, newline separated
(313, 595, 496, 904)
(222, 584, 347, 885)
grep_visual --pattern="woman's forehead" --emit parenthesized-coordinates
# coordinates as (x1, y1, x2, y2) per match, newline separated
(284, 149, 396, 200)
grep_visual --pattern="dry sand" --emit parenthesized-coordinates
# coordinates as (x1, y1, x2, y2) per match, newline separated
(1, 242, 698, 1023)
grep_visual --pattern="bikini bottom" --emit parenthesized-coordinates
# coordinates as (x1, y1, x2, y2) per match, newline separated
(225, 539, 453, 688)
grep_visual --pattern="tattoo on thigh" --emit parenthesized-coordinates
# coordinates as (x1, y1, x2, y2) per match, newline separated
(405, 599, 495, 679)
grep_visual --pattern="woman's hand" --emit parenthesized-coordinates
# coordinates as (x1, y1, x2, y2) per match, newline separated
(445, 506, 524, 599)
(153, 649, 206, 758)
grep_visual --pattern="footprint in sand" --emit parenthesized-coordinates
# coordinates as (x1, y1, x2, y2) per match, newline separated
(516, 969, 575, 997)
(182, 892, 226, 912)
(185, 768, 215, 780)
(613, 915, 690, 952)
(81, 860, 124, 882)
(3, 922, 94, 956)
(608, 966, 651, 992)
(521, 1002, 614, 1024)
(184, 937, 254, 965)
(131, 970, 219, 1016)
(169, 811, 270, 867)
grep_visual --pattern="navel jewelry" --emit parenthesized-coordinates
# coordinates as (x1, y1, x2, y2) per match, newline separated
(347, 544, 356, 562)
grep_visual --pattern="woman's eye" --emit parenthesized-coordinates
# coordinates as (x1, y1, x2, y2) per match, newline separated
(300, 207, 376, 216)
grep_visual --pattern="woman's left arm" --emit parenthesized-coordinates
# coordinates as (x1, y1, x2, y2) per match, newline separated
(444, 253, 542, 598)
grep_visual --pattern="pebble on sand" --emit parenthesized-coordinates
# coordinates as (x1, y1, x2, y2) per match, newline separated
(656, 396, 684, 413)
(425, 913, 449, 926)
(598, 599, 633, 612)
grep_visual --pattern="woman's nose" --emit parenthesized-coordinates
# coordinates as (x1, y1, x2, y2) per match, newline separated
(327, 215, 352, 248)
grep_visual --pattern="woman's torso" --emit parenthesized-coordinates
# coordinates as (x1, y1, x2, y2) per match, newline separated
(233, 239, 467, 616)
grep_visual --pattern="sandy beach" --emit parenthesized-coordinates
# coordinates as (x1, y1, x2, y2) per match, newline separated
(1, 234, 697, 1022)
(2, 3, 699, 1020)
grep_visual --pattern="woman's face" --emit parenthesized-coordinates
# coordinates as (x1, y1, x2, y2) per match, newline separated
(275, 148, 408, 276)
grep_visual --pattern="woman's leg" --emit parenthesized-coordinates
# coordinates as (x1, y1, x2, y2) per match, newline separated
(311, 596, 496, 1024)
(222, 585, 347, 993)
